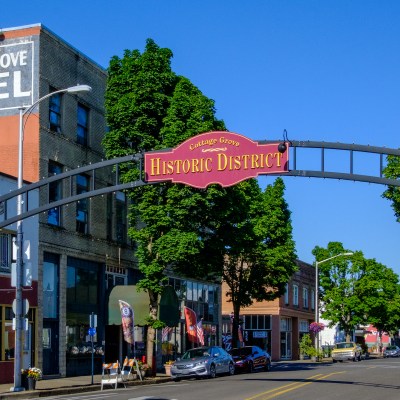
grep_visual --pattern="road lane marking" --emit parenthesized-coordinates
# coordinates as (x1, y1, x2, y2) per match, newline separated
(245, 371, 346, 400)
(245, 374, 324, 400)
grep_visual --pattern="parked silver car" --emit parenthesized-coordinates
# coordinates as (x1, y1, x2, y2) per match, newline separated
(170, 346, 235, 381)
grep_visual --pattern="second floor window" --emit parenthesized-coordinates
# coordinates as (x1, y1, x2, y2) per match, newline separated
(284, 283, 289, 305)
(47, 161, 63, 226)
(293, 284, 299, 306)
(77, 103, 89, 146)
(303, 287, 309, 308)
(115, 192, 126, 244)
(76, 174, 89, 234)
(311, 289, 315, 310)
(49, 90, 62, 132)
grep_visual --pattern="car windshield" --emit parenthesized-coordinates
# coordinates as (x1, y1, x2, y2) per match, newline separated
(336, 343, 355, 349)
(231, 348, 252, 356)
(182, 347, 211, 359)
(386, 346, 397, 350)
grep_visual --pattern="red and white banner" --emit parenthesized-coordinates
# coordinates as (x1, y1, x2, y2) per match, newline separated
(184, 306, 198, 343)
(119, 300, 134, 344)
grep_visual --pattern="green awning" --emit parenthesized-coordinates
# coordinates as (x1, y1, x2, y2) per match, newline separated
(108, 285, 149, 326)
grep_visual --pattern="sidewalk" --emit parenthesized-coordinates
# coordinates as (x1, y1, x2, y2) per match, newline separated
(0, 373, 171, 399)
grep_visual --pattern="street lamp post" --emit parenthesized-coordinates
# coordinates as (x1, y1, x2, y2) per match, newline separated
(12, 85, 91, 392)
(314, 252, 353, 356)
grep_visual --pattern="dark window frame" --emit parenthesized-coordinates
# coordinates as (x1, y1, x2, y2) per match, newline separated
(77, 103, 89, 146)
(47, 161, 63, 226)
(49, 88, 62, 133)
(76, 174, 90, 234)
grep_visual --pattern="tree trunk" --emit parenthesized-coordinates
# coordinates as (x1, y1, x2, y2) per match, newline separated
(231, 303, 241, 349)
(146, 290, 159, 374)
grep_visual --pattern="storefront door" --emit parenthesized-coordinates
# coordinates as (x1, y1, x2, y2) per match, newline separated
(43, 320, 59, 375)
(280, 331, 292, 359)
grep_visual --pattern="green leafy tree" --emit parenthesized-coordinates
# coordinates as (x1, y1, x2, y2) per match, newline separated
(103, 38, 298, 367)
(312, 242, 362, 341)
(358, 259, 400, 343)
(382, 154, 400, 222)
(222, 178, 297, 347)
(103, 39, 228, 368)
(313, 241, 400, 342)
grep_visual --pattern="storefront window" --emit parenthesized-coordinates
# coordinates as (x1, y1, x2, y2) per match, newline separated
(66, 258, 102, 362)
(43, 256, 59, 318)
(2, 307, 15, 360)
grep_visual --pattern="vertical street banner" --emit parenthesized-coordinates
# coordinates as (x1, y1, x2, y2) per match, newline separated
(119, 300, 134, 344)
(184, 306, 198, 343)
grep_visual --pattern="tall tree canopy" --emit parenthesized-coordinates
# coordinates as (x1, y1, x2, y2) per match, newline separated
(103, 38, 297, 366)
(382, 154, 400, 222)
(103, 39, 227, 367)
(221, 177, 297, 347)
(312, 241, 400, 341)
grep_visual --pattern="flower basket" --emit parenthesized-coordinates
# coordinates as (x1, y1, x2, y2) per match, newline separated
(21, 367, 42, 390)
(309, 322, 325, 334)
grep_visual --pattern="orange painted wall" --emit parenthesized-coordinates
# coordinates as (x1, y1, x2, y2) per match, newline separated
(221, 281, 281, 316)
(2, 26, 41, 39)
(0, 114, 39, 183)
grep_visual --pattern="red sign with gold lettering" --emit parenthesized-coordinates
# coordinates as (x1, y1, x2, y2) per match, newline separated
(144, 131, 289, 188)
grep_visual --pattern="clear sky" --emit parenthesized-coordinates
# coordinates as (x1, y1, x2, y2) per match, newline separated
(2, 1, 399, 275)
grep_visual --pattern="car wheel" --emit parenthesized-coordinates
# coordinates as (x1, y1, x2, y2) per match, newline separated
(264, 360, 271, 372)
(357, 354, 361, 362)
(228, 362, 235, 376)
(209, 364, 216, 379)
(173, 378, 181, 382)
(332, 359, 337, 363)
(247, 361, 254, 373)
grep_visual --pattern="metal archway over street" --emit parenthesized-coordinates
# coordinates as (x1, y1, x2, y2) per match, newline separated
(0, 131, 399, 228)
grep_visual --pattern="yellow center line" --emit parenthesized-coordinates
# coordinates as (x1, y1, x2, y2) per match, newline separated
(245, 374, 323, 400)
(245, 371, 346, 400)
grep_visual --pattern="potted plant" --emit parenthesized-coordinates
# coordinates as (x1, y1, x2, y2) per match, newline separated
(136, 361, 151, 377)
(299, 334, 313, 360)
(164, 360, 175, 376)
(21, 367, 42, 390)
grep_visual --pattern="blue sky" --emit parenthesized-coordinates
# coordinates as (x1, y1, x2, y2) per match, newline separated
(3, 1, 400, 275)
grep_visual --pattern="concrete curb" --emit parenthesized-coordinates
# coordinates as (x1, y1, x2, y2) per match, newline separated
(0, 377, 172, 399)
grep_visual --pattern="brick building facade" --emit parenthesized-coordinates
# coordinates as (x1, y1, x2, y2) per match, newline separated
(221, 260, 316, 361)
(0, 23, 224, 384)
(0, 24, 138, 383)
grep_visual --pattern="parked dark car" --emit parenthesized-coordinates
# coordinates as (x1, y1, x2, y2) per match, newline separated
(230, 345, 271, 373)
(170, 346, 235, 381)
(383, 345, 400, 358)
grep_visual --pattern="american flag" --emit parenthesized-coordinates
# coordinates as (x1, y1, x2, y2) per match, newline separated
(162, 326, 172, 342)
(197, 319, 205, 346)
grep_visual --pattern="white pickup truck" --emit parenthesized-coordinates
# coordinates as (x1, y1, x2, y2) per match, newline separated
(331, 342, 362, 362)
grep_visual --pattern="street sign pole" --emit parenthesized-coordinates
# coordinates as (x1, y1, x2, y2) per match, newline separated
(89, 313, 97, 385)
